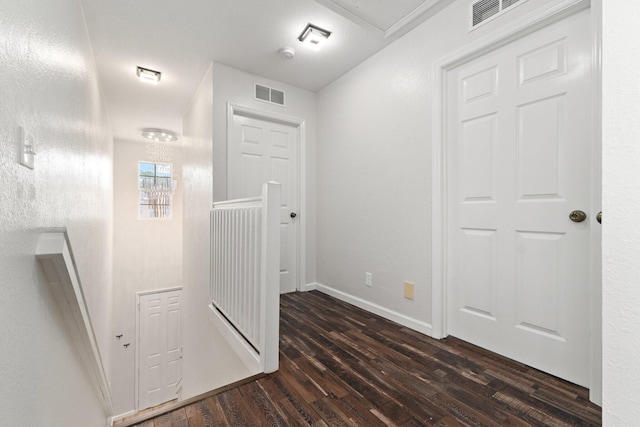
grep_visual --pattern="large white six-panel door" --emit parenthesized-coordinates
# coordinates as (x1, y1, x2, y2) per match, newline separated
(229, 113, 299, 294)
(447, 11, 592, 387)
(138, 289, 182, 410)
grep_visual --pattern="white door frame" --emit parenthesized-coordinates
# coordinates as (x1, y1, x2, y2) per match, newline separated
(227, 103, 306, 292)
(134, 286, 183, 412)
(430, 0, 601, 402)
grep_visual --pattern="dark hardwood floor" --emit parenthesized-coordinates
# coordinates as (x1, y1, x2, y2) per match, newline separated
(132, 291, 601, 426)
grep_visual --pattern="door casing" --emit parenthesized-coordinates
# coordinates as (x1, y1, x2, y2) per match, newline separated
(430, 0, 601, 403)
(226, 103, 306, 292)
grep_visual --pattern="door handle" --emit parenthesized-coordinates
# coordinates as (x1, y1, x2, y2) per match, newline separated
(569, 210, 587, 223)
(290, 212, 297, 219)
(597, 211, 602, 224)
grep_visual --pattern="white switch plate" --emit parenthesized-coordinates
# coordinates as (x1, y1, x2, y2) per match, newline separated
(19, 127, 35, 169)
(365, 272, 372, 287)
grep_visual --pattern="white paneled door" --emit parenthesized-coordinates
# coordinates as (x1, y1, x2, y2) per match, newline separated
(447, 11, 593, 387)
(138, 289, 182, 410)
(229, 113, 299, 294)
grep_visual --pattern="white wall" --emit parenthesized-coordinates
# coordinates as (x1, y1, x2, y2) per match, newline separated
(316, 0, 561, 332)
(211, 63, 317, 285)
(111, 139, 183, 415)
(602, 0, 640, 423)
(181, 64, 253, 399)
(0, 0, 113, 426)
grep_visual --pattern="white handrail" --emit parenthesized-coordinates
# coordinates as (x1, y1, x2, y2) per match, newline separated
(210, 181, 280, 373)
(35, 230, 113, 416)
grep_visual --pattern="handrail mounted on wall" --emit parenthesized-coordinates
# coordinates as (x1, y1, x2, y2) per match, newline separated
(35, 229, 113, 416)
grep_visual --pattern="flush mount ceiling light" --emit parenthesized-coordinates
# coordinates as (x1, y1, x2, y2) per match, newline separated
(136, 66, 161, 84)
(141, 128, 178, 142)
(298, 23, 331, 51)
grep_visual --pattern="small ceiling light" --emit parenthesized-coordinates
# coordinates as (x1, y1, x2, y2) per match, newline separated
(298, 23, 331, 51)
(141, 128, 178, 142)
(136, 66, 161, 85)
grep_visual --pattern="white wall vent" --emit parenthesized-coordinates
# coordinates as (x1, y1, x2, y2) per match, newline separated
(254, 84, 286, 106)
(470, 0, 527, 30)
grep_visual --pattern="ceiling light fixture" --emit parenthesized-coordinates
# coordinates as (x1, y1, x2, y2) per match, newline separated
(136, 66, 161, 84)
(298, 23, 331, 51)
(141, 128, 178, 142)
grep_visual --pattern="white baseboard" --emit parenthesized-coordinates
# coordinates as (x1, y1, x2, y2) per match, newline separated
(110, 410, 136, 426)
(304, 282, 433, 336)
(303, 282, 318, 291)
(208, 304, 261, 375)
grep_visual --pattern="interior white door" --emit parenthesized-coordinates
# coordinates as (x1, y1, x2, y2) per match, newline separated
(229, 113, 299, 294)
(447, 11, 593, 386)
(138, 289, 182, 410)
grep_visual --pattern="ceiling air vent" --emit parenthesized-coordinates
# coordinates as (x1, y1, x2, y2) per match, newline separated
(254, 84, 286, 106)
(471, 0, 526, 29)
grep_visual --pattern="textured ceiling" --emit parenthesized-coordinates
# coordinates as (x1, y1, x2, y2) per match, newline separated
(80, 0, 451, 143)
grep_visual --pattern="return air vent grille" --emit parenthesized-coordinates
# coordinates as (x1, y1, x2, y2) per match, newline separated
(502, 0, 522, 7)
(255, 84, 286, 106)
(471, 0, 526, 29)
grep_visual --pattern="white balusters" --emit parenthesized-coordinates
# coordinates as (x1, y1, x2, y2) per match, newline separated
(210, 182, 280, 373)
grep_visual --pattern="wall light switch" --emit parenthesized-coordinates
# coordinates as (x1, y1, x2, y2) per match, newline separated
(19, 127, 35, 169)
(404, 282, 415, 300)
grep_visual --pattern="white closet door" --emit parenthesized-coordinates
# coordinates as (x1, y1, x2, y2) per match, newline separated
(447, 11, 592, 386)
(138, 289, 182, 410)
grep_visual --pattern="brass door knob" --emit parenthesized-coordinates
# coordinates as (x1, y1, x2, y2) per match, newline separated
(290, 212, 297, 218)
(597, 211, 602, 224)
(569, 210, 587, 223)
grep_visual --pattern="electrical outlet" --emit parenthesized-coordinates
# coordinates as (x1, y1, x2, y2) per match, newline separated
(404, 282, 415, 300)
(365, 272, 372, 287)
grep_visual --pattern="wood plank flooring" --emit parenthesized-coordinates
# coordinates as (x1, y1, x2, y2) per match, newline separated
(132, 291, 601, 426)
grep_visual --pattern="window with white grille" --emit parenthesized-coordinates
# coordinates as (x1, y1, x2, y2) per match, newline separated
(138, 161, 175, 219)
